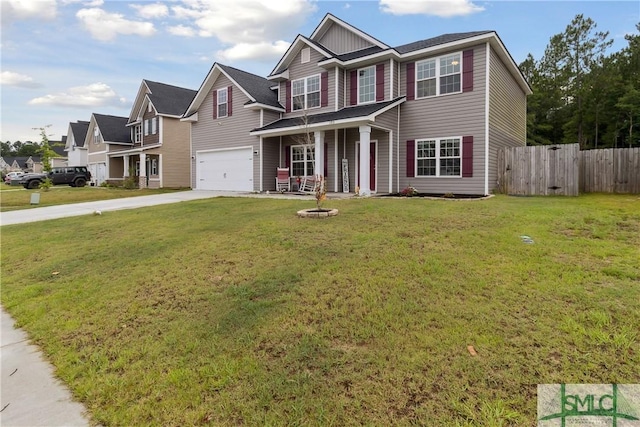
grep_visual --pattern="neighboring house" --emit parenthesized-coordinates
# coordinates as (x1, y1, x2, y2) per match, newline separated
(108, 80, 196, 188)
(65, 121, 90, 167)
(49, 137, 68, 168)
(0, 156, 42, 173)
(85, 113, 131, 186)
(184, 13, 531, 195)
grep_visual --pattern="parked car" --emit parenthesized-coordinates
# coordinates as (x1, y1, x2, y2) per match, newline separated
(4, 171, 24, 185)
(20, 167, 91, 189)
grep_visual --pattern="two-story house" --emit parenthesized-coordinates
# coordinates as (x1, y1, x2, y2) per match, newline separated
(107, 80, 196, 189)
(85, 113, 131, 186)
(64, 121, 90, 167)
(185, 14, 531, 196)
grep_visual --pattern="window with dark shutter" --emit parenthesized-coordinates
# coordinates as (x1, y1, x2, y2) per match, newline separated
(462, 136, 473, 177)
(227, 86, 233, 116)
(285, 81, 291, 113)
(321, 72, 328, 107)
(376, 64, 384, 101)
(463, 50, 474, 92)
(350, 70, 357, 106)
(406, 140, 415, 177)
(406, 63, 415, 101)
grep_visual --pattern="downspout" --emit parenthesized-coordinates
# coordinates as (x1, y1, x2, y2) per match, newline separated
(335, 66, 339, 110)
(259, 110, 264, 192)
(334, 129, 339, 192)
(484, 42, 490, 196)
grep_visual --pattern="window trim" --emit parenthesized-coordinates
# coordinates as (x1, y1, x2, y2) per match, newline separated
(415, 136, 462, 178)
(357, 65, 376, 105)
(93, 126, 100, 144)
(415, 51, 462, 99)
(291, 74, 321, 111)
(151, 117, 157, 135)
(217, 87, 228, 118)
(134, 124, 142, 143)
(290, 144, 315, 177)
(301, 47, 310, 64)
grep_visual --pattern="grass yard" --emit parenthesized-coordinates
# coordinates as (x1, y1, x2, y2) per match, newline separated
(0, 186, 181, 211)
(1, 194, 639, 426)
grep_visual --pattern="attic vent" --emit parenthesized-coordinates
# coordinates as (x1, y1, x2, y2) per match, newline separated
(301, 47, 310, 64)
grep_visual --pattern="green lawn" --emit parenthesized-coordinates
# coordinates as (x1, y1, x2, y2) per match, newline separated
(1, 194, 638, 426)
(0, 186, 182, 211)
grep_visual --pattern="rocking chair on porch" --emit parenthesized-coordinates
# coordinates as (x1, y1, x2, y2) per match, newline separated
(275, 167, 291, 192)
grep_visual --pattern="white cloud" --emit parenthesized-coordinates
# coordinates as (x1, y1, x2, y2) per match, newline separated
(0, 71, 42, 88)
(28, 83, 127, 108)
(131, 3, 169, 19)
(61, 0, 104, 5)
(76, 8, 156, 41)
(379, 0, 484, 17)
(171, 0, 316, 45)
(344, 3, 351, 9)
(216, 40, 291, 62)
(168, 24, 196, 37)
(1, 0, 56, 24)
(168, 0, 315, 62)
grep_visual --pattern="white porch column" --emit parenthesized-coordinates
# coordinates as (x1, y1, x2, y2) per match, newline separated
(123, 155, 130, 177)
(314, 131, 325, 177)
(139, 152, 147, 189)
(359, 125, 371, 196)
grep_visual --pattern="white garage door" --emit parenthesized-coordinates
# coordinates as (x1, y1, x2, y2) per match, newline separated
(89, 163, 106, 186)
(197, 148, 253, 191)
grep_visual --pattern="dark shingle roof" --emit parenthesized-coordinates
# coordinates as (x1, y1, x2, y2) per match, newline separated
(93, 114, 130, 143)
(252, 97, 404, 132)
(145, 80, 197, 117)
(219, 64, 281, 109)
(394, 31, 492, 54)
(334, 46, 387, 62)
(70, 121, 89, 148)
(3, 156, 41, 169)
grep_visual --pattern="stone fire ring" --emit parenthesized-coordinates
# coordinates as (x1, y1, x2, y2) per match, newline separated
(297, 208, 339, 218)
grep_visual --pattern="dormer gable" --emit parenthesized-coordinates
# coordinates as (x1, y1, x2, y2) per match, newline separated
(310, 13, 388, 54)
(184, 63, 282, 119)
(269, 35, 335, 79)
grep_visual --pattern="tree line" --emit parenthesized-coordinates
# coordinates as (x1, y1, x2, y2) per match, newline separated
(520, 15, 639, 148)
(1, 140, 41, 157)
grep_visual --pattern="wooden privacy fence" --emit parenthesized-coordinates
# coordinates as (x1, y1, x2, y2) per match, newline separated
(580, 148, 640, 193)
(498, 144, 580, 196)
(498, 145, 640, 195)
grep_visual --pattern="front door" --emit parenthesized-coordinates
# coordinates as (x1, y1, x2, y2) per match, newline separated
(356, 141, 376, 192)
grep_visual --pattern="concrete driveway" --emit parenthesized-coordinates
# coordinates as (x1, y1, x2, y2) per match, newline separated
(1, 190, 234, 226)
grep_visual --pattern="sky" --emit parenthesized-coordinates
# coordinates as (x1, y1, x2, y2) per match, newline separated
(1, 0, 638, 144)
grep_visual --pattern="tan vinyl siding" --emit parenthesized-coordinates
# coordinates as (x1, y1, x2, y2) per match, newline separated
(374, 108, 401, 193)
(398, 44, 487, 195)
(190, 74, 261, 190)
(157, 117, 191, 188)
(316, 23, 374, 54)
(108, 157, 124, 179)
(283, 48, 335, 118)
(488, 46, 527, 192)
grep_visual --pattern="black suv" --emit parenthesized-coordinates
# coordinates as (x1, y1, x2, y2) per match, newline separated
(21, 167, 92, 189)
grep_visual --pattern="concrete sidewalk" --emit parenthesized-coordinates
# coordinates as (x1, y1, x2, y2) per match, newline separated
(0, 308, 90, 426)
(0, 190, 321, 226)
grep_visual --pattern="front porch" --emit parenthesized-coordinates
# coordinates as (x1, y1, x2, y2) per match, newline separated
(107, 152, 161, 189)
(251, 99, 404, 196)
